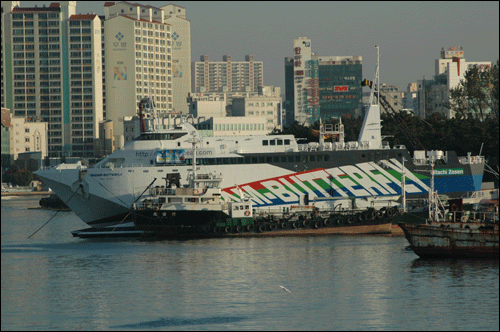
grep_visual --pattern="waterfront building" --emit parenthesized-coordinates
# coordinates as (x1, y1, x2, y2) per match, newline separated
(1, 107, 48, 166)
(417, 47, 491, 119)
(285, 37, 362, 127)
(192, 55, 263, 94)
(162, 4, 191, 115)
(2, 1, 103, 158)
(103, 2, 172, 143)
(189, 99, 226, 118)
(232, 86, 282, 131)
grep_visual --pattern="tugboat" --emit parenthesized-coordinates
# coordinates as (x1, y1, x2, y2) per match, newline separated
(399, 163, 499, 258)
(132, 138, 398, 239)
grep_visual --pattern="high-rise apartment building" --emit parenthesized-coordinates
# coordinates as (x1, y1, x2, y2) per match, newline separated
(104, 2, 172, 141)
(162, 4, 190, 115)
(2, 1, 103, 158)
(192, 55, 263, 93)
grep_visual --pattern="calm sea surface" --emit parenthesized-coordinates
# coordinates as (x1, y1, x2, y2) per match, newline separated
(1, 196, 498, 331)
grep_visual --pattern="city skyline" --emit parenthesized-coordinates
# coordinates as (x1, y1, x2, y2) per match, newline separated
(16, 1, 500, 93)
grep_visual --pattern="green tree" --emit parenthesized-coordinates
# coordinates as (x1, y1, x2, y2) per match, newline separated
(2, 165, 34, 186)
(448, 61, 499, 120)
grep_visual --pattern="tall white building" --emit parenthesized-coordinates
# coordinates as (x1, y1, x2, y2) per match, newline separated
(2, 1, 103, 158)
(162, 4, 191, 115)
(104, 2, 172, 142)
(192, 55, 263, 93)
(417, 47, 491, 118)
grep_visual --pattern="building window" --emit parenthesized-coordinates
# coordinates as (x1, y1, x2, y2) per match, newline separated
(25, 128, 30, 133)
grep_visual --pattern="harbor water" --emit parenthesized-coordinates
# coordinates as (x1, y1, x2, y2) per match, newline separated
(2, 196, 499, 331)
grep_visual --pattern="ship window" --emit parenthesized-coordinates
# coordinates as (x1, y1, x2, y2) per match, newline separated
(134, 132, 187, 141)
(288, 156, 294, 162)
(325, 155, 330, 162)
(284, 139, 290, 145)
(317, 155, 324, 162)
(262, 140, 268, 146)
(270, 140, 276, 146)
(251, 157, 258, 163)
(266, 157, 272, 163)
(234, 205, 239, 210)
(309, 155, 316, 162)
(295, 156, 301, 162)
(281, 156, 287, 162)
(259, 156, 265, 163)
(273, 156, 279, 162)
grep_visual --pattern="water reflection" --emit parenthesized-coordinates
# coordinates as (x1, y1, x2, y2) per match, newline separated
(113, 316, 247, 329)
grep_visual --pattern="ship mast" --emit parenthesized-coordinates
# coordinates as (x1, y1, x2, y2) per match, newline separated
(368, 45, 380, 107)
(357, 46, 382, 149)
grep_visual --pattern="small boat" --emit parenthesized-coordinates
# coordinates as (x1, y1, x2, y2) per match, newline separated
(399, 163, 499, 258)
(71, 223, 150, 238)
(132, 138, 396, 239)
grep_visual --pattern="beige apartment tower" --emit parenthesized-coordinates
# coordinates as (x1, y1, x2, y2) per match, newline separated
(104, 2, 172, 141)
(162, 4, 191, 115)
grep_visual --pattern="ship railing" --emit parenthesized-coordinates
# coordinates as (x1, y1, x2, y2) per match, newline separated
(150, 187, 175, 196)
(458, 155, 484, 164)
(297, 144, 309, 151)
(133, 201, 161, 210)
(445, 210, 498, 223)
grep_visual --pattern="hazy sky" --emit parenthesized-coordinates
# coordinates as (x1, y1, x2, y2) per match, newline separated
(20, 1, 500, 92)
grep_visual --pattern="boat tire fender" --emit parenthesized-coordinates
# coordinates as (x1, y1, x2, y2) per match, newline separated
(293, 221, 299, 229)
(303, 220, 310, 228)
(324, 219, 332, 226)
(236, 225, 242, 233)
(224, 226, 231, 233)
(281, 222, 287, 229)
(269, 223, 276, 230)
(314, 221, 321, 229)
(246, 224, 254, 232)
(258, 225, 266, 233)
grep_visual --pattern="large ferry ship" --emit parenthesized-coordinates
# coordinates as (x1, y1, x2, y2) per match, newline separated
(35, 49, 485, 228)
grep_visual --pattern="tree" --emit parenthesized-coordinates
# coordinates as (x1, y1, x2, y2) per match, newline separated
(448, 61, 499, 120)
(2, 165, 34, 187)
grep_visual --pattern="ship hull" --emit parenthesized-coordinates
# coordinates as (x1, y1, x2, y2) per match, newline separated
(134, 212, 393, 239)
(35, 148, 484, 228)
(399, 223, 499, 258)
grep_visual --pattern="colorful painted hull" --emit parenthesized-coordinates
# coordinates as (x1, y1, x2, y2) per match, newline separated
(35, 149, 484, 228)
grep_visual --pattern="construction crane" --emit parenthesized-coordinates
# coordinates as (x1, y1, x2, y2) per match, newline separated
(362, 79, 426, 151)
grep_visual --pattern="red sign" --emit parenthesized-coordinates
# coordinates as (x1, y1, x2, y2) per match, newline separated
(295, 70, 304, 76)
(294, 60, 301, 67)
(334, 86, 348, 92)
